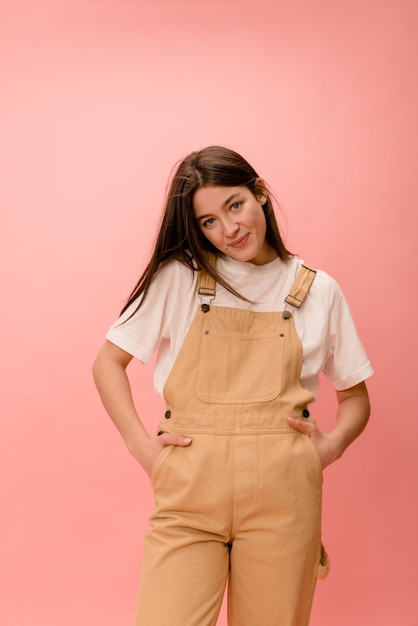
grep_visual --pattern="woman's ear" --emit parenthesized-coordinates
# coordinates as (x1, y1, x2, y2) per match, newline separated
(255, 178, 268, 205)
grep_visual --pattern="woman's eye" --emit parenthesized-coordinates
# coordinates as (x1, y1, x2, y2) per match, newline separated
(203, 217, 216, 228)
(231, 202, 242, 211)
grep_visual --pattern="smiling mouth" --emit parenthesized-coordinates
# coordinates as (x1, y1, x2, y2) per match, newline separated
(229, 234, 249, 248)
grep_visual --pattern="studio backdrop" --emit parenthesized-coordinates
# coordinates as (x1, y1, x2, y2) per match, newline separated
(1, 1, 417, 624)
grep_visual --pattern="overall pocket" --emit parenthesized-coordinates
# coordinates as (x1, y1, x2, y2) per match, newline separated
(150, 444, 172, 486)
(303, 433, 324, 474)
(150, 423, 175, 486)
(196, 330, 285, 403)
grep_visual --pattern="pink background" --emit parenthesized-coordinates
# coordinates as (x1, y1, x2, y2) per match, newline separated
(1, 1, 417, 624)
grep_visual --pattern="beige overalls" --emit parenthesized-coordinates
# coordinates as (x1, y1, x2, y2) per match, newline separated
(136, 261, 330, 626)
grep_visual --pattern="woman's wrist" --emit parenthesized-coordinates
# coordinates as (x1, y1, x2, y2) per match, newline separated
(126, 429, 152, 460)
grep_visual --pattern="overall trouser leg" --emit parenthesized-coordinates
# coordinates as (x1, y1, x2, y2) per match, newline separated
(226, 431, 323, 626)
(136, 433, 233, 626)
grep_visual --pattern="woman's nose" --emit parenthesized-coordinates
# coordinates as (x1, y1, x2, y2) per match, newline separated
(223, 217, 239, 237)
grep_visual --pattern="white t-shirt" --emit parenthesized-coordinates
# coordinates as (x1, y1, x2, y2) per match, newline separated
(106, 256, 373, 398)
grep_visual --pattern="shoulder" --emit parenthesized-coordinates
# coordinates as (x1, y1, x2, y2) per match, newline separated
(297, 259, 342, 296)
(152, 258, 198, 291)
(294, 259, 349, 316)
(116, 259, 198, 323)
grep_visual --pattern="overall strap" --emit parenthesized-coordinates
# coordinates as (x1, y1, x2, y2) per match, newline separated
(285, 264, 316, 310)
(198, 258, 316, 313)
(198, 254, 217, 312)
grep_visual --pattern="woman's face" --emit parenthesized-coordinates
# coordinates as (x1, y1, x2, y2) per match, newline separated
(193, 185, 277, 265)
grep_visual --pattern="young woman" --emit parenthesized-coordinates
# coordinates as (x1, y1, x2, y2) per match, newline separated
(93, 146, 373, 626)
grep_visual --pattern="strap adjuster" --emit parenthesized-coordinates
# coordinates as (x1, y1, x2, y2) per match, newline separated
(283, 264, 316, 315)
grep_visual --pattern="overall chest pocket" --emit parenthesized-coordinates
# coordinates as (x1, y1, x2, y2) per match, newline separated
(195, 327, 285, 404)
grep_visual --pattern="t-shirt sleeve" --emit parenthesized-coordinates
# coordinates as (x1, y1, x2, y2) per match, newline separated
(323, 277, 374, 390)
(105, 264, 176, 364)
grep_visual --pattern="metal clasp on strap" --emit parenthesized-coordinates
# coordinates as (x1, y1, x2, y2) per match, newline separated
(198, 273, 216, 313)
(282, 303, 297, 320)
(199, 291, 215, 313)
(198, 253, 217, 313)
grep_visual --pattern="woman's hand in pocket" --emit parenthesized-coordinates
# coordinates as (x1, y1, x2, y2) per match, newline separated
(287, 417, 337, 470)
(132, 432, 193, 477)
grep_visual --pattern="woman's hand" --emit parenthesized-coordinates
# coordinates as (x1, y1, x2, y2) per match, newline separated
(131, 432, 192, 477)
(288, 381, 371, 470)
(287, 418, 335, 469)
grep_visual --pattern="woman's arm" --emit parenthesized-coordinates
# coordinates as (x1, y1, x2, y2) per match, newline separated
(92, 340, 192, 476)
(288, 381, 370, 469)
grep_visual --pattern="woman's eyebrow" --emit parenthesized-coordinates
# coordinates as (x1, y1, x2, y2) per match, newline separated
(221, 193, 239, 208)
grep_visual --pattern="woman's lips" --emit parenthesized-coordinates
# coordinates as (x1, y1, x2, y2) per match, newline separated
(229, 234, 249, 248)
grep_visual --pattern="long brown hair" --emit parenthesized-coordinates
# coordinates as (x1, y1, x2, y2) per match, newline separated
(120, 146, 292, 316)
